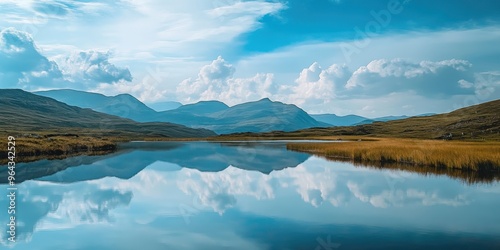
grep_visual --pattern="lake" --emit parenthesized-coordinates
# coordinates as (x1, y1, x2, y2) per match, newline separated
(1, 141, 499, 249)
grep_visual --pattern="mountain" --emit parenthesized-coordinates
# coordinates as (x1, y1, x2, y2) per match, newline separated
(236, 99, 500, 140)
(146, 101, 182, 112)
(155, 98, 328, 134)
(311, 114, 368, 126)
(34, 89, 158, 121)
(168, 100, 229, 115)
(0, 89, 216, 137)
(312, 113, 437, 127)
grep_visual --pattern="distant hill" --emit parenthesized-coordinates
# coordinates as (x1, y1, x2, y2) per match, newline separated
(312, 113, 437, 126)
(354, 114, 436, 125)
(34, 89, 158, 121)
(0, 89, 216, 138)
(169, 100, 229, 115)
(155, 98, 328, 134)
(229, 99, 500, 140)
(146, 101, 182, 112)
(311, 114, 368, 126)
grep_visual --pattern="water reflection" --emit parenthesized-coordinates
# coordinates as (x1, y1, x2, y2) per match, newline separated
(0, 141, 499, 249)
(0, 142, 310, 184)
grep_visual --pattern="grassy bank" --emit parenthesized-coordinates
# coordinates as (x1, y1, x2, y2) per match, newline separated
(287, 138, 500, 171)
(0, 133, 118, 164)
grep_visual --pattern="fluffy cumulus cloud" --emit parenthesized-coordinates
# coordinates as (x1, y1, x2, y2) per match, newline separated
(0, 27, 62, 89)
(278, 58, 484, 113)
(345, 58, 475, 97)
(177, 56, 276, 105)
(59, 50, 132, 84)
(0, 27, 132, 90)
(288, 62, 350, 108)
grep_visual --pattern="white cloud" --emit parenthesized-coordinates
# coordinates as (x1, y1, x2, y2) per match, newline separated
(102, 0, 284, 58)
(59, 50, 132, 84)
(271, 58, 479, 114)
(0, 27, 62, 89)
(176, 56, 276, 105)
(344, 58, 474, 97)
(287, 62, 350, 109)
(0, 27, 132, 90)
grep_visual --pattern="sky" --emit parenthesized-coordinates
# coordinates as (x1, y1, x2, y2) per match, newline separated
(0, 0, 499, 117)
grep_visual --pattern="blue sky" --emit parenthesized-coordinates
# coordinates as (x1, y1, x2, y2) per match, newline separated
(0, 0, 499, 117)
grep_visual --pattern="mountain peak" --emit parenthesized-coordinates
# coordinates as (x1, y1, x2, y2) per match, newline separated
(197, 100, 227, 105)
(258, 98, 272, 102)
(114, 93, 138, 101)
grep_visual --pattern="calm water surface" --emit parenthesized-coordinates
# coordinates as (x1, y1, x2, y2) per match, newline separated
(1, 141, 499, 249)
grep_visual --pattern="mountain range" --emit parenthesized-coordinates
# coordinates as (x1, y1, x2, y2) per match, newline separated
(34, 89, 427, 134)
(35, 90, 329, 134)
(0, 89, 216, 138)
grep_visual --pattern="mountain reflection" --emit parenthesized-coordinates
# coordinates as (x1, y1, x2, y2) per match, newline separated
(0, 141, 310, 184)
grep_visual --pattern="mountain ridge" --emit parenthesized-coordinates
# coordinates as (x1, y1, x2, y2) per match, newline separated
(34, 89, 158, 121)
(33, 90, 328, 134)
(1, 89, 216, 138)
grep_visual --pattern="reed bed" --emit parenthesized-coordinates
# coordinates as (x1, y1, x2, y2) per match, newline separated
(287, 138, 500, 171)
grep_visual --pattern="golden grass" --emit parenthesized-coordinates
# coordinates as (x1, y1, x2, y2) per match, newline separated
(0, 133, 117, 163)
(287, 138, 500, 171)
(17, 136, 116, 154)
